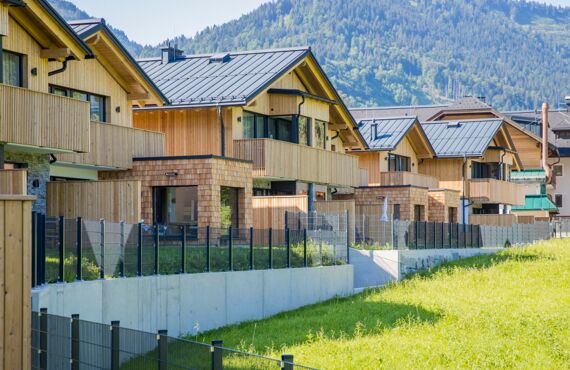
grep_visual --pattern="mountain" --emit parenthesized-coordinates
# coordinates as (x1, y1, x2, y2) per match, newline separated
(49, 0, 570, 110)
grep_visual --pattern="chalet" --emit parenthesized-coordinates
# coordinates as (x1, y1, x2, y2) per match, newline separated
(0, 1, 166, 220)
(102, 46, 367, 228)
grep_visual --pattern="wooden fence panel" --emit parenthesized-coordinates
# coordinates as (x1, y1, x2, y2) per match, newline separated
(0, 195, 35, 370)
(470, 214, 517, 227)
(0, 169, 26, 195)
(47, 180, 141, 224)
(252, 195, 307, 230)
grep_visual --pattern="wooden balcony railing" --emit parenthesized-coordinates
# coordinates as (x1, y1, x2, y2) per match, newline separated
(380, 171, 439, 188)
(233, 139, 360, 187)
(0, 169, 27, 195)
(0, 84, 90, 152)
(468, 178, 525, 206)
(57, 122, 165, 169)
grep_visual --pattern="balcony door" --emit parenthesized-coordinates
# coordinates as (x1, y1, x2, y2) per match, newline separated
(1, 50, 23, 87)
(153, 186, 198, 226)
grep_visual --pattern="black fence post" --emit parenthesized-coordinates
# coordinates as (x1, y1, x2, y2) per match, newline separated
(414, 221, 418, 249)
(38, 213, 46, 285)
(119, 221, 125, 278)
(228, 227, 233, 271)
(58, 215, 65, 282)
(303, 229, 308, 267)
(441, 222, 445, 249)
(282, 354, 294, 370)
(206, 226, 211, 272)
(71, 314, 80, 370)
(433, 222, 437, 249)
(76, 218, 82, 281)
(111, 321, 120, 370)
(286, 228, 290, 268)
(284, 210, 288, 230)
(211, 339, 223, 370)
(39, 308, 48, 370)
(424, 221, 427, 249)
(249, 227, 254, 270)
(158, 329, 168, 370)
(470, 224, 474, 247)
(456, 223, 460, 248)
(32, 212, 37, 287)
(268, 228, 273, 269)
(137, 222, 143, 276)
(154, 224, 160, 275)
(100, 219, 105, 279)
(181, 225, 186, 274)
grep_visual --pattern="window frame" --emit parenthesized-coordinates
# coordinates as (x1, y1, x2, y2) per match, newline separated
(553, 165, 563, 177)
(554, 194, 563, 208)
(1, 50, 24, 87)
(49, 84, 107, 122)
(388, 153, 411, 172)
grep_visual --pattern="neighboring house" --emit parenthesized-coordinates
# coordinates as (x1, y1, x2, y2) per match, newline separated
(102, 45, 366, 228)
(344, 116, 460, 223)
(0, 1, 166, 220)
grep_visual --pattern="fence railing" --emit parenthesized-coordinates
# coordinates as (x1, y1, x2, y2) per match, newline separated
(32, 213, 349, 287)
(32, 310, 316, 370)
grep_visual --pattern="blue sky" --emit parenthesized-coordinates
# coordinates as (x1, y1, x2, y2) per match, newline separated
(69, 0, 569, 46)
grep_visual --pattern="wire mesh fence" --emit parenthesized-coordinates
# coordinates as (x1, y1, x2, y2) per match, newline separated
(31, 310, 316, 370)
(32, 214, 349, 287)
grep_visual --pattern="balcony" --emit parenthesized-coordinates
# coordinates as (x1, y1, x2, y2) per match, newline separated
(57, 122, 165, 169)
(380, 171, 439, 189)
(0, 169, 27, 195)
(0, 84, 90, 152)
(233, 138, 360, 187)
(469, 178, 525, 206)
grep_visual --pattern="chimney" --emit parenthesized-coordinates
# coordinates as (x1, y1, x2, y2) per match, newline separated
(161, 44, 184, 64)
(542, 102, 551, 183)
(565, 96, 570, 112)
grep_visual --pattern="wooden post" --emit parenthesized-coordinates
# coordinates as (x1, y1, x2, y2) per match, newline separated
(0, 195, 36, 370)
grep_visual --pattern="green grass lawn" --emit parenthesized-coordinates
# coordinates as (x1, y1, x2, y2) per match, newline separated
(190, 239, 570, 369)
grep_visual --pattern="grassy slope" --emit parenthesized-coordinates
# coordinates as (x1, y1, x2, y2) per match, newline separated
(193, 240, 570, 369)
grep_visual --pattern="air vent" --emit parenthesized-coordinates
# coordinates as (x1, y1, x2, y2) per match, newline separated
(446, 122, 461, 128)
(209, 53, 231, 63)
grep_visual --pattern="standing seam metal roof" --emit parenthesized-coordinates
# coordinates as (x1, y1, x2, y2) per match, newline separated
(137, 47, 310, 106)
(421, 119, 504, 157)
(357, 117, 418, 151)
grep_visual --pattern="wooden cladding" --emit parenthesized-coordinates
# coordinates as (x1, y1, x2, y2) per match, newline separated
(0, 196, 35, 370)
(234, 139, 360, 187)
(470, 214, 517, 227)
(0, 169, 27, 195)
(0, 84, 90, 152)
(47, 180, 141, 224)
(253, 195, 307, 229)
(57, 121, 165, 169)
(468, 178, 525, 206)
(380, 171, 439, 189)
(0, 5, 8, 36)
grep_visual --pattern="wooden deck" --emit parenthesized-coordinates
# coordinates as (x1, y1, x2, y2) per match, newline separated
(0, 84, 90, 152)
(469, 178, 525, 206)
(234, 138, 360, 187)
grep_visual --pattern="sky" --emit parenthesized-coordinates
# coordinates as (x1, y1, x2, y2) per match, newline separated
(69, 0, 569, 46)
(68, 0, 272, 45)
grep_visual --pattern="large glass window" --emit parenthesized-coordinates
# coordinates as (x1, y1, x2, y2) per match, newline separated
(268, 116, 293, 142)
(221, 187, 240, 229)
(243, 111, 266, 139)
(314, 120, 327, 149)
(49, 85, 107, 122)
(388, 154, 411, 172)
(2, 51, 23, 87)
(153, 186, 198, 225)
(471, 161, 492, 179)
(298, 116, 311, 146)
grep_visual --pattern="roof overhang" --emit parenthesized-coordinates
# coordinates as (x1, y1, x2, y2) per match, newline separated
(7, 0, 91, 60)
(267, 88, 337, 105)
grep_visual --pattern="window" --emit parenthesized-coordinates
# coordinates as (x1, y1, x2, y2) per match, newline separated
(448, 207, 457, 223)
(314, 120, 327, 149)
(298, 116, 311, 146)
(221, 187, 240, 229)
(268, 116, 293, 142)
(553, 165, 563, 177)
(393, 204, 401, 220)
(388, 154, 411, 172)
(2, 51, 23, 87)
(471, 161, 492, 179)
(49, 85, 107, 122)
(243, 111, 266, 139)
(414, 205, 425, 221)
(153, 186, 198, 225)
(554, 194, 563, 208)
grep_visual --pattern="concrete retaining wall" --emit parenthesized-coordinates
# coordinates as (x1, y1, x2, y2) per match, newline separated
(32, 265, 353, 337)
(351, 248, 502, 288)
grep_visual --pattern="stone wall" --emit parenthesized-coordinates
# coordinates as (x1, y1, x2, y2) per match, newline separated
(428, 189, 461, 223)
(348, 185, 429, 221)
(101, 156, 253, 228)
(5, 151, 50, 213)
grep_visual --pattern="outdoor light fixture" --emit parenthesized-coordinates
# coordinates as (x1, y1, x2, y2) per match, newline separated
(31, 68, 38, 76)
(115, 106, 121, 113)
(165, 171, 178, 177)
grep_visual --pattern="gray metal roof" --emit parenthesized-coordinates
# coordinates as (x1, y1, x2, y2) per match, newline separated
(350, 104, 447, 122)
(357, 117, 418, 151)
(421, 119, 503, 157)
(68, 19, 102, 38)
(137, 47, 310, 107)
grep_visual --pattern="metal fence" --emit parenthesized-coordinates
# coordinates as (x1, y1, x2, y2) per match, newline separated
(284, 211, 348, 232)
(32, 213, 349, 287)
(31, 310, 316, 370)
(554, 218, 570, 238)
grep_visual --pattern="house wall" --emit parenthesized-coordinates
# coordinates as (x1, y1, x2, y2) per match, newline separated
(418, 158, 465, 193)
(100, 157, 253, 228)
(428, 189, 461, 223)
(549, 157, 570, 217)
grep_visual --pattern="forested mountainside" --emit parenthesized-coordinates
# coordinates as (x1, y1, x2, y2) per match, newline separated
(49, 0, 570, 110)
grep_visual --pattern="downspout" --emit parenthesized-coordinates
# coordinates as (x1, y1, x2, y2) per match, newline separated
(500, 149, 506, 181)
(217, 105, 225, 157)
(542, 103, 552, 184)
(48, 57, 73, 76)
(462, 155, 468, 224)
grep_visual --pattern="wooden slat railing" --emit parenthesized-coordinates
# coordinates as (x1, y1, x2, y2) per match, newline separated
(233, 139, 360, 187)
(0, 169, 27, 195)
(469, 178, 526, 206)
(57, 121, 165, 169)
(470, 214, 518, 226)
(380, 171, 439, 188)
(0, 83, 90, 152)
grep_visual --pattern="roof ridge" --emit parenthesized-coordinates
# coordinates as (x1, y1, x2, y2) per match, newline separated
(421, 118, 503, 124)
(68, 18, 105, 25)
(350, 104, 449, 110)
(358, 116, 418, 121)
(137, 46, 311, 62)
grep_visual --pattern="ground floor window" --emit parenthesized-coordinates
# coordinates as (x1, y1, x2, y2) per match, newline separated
(153, 186, 198, 225)
(393, 204, 401, 220)
(414, 205, 425, 221)
(448, 207, 457, 223)
(221, 186, 240, 229)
